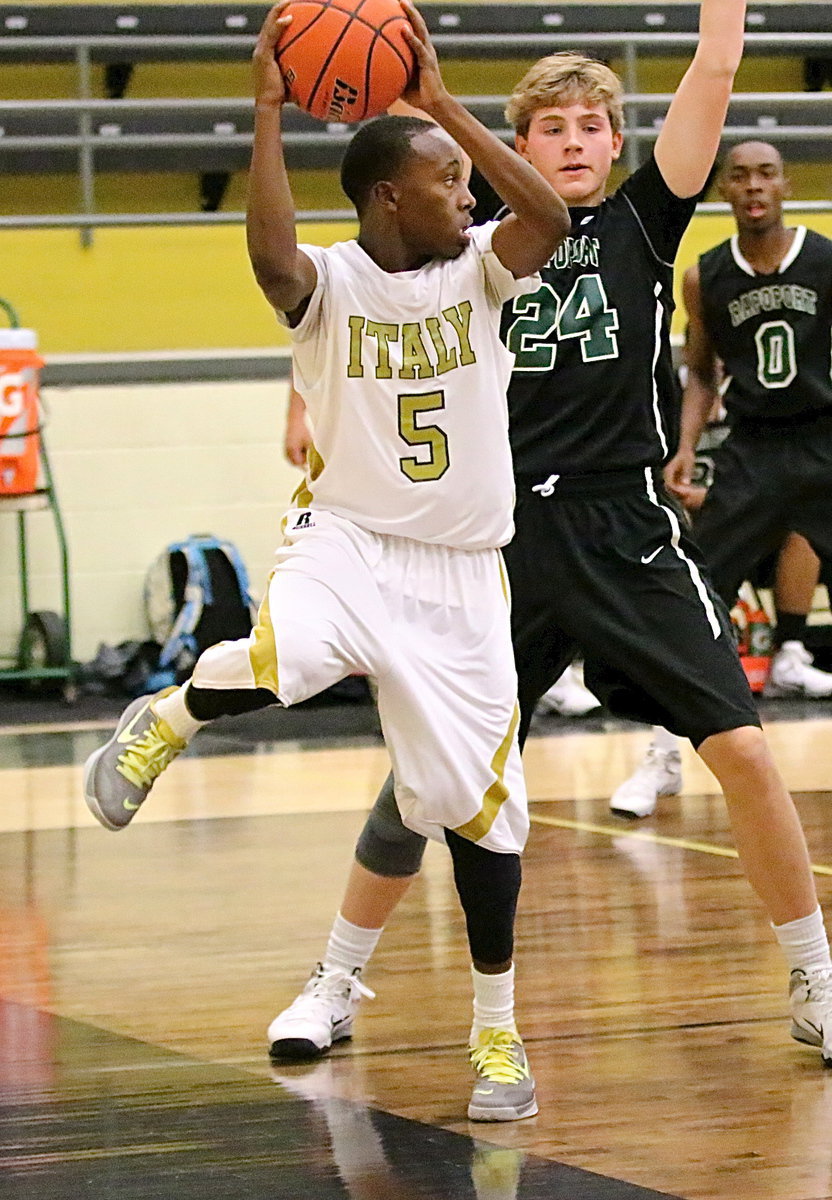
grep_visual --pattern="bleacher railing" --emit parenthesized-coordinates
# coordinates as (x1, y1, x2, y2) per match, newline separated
(2, 29, 832, 232)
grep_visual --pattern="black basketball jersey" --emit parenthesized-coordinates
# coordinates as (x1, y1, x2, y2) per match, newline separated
(502, 154, 697, 480)
(698, 228, 832, 423)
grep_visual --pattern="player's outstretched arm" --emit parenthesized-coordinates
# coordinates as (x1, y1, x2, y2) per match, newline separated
(664, 265, 721, 502)
(399, 0, 569, 275)
(247, 2, 318, 317)
(654, 0, 746, 198)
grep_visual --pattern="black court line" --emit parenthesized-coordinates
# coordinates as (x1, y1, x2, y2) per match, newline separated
(0, 999, 681, 1200)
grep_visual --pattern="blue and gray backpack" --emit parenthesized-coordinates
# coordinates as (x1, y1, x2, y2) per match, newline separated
(144, 534, 258, 690)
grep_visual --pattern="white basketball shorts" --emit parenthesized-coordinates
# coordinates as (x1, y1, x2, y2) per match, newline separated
(191, 508, 528, 855)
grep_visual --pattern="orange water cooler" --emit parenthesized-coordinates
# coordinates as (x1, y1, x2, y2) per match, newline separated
(0, 302, 75, 699)
(0, 327, 43, 496)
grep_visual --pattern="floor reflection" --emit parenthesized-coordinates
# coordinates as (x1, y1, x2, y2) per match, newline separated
(0, 1000, 679, 1199)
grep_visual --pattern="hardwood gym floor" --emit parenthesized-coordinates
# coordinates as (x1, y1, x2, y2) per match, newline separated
(2, 696, 832, 1200)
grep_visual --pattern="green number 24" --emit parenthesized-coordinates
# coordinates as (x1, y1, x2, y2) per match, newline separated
(505, 274, 620, 371)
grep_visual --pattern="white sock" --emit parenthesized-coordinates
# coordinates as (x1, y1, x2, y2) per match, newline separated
(651, 725, 680, 756)
(322, 912, 382, 975)
(153, 684, 205, 741)
(470, 964, 517, 1043)
(773, 905, 832, 974)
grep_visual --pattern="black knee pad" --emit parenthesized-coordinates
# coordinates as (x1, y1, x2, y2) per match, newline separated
(185, 684, 279, 721)
(445, 828, 521, 965)
(355, 772, 428, 878)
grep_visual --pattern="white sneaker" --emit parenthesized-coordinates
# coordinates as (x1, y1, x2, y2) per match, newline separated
(536, 664, 602, 718)
(609, 747, 682, 819)
(789, 966, 832, 1064)
(765, 641, 832, 699)
(267, 963, 374, 1061)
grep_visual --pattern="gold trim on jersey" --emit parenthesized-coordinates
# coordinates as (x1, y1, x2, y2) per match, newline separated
(248, 569, 280, 696)
(452, 702, 520, 843)
(283, 443, 326, 535)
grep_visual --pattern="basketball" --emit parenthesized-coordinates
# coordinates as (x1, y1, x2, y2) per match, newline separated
(276, 0, 416, 123)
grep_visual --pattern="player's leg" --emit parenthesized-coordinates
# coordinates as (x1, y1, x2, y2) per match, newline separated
(267, 775, 426, 1060)
(767, 421, 832, 698)
(693, 723, 832, 1060)
(691, 431, 789, 608)
(550, 480, 832, 1061)
(617, 531, 830, 815)
(374, 540, 534, 1119)
(270, 509, 581, 1062)
(444, 828, 536, 1122)
(83, 515, 385, 831)
(612, 435, 789, 817)
(766, 533, 832, 697)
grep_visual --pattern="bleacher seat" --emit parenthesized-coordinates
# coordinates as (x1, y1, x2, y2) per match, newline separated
(0, 3, 830, 211)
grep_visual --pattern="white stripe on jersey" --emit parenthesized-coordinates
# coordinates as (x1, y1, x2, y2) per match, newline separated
(642, 467, 722, 639)
(650, 281, 668, 458)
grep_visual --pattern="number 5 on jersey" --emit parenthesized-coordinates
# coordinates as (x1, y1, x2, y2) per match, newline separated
(398, 390, 449, 482)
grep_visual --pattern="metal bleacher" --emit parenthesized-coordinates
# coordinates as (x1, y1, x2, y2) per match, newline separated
(1, 2, 831, 229)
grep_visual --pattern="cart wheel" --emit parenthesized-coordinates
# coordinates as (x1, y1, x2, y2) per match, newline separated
(17, 610, 68, 673)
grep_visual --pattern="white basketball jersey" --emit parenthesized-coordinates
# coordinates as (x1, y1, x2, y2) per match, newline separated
(286, 222, 538, 550)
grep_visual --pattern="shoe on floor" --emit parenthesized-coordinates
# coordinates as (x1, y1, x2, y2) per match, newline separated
(790, 966, 832, 1065)
(536, 663, 602, 718)
(609, 746, 682, 819)
(268, 963, 374, 1061)
(765, 641, 832, 699)
(467, 1029, 538, 1122)
(83, 687, 185, 831)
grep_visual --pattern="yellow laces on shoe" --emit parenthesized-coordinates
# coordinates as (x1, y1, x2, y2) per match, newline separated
(469, 1030, 529, 1084)
(117, 721, 184, 787)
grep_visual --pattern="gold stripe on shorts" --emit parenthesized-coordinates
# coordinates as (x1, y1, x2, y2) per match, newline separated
(497, 549, 511, 609)
(452, 702, 520, 844)
(283, 443, 325, 535)
(248, 568, 280, 696)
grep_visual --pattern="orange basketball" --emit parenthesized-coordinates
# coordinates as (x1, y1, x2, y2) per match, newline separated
(276, 0, 416, 123)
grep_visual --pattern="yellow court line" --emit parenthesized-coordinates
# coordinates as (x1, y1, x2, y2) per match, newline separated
(530, 811, 832, 878)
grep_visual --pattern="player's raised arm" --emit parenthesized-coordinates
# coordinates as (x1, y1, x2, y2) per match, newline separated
(654, 0, 746, 198)
(247, 3, 318, 316)
(399, 0, 569, 275)
(663, 265, 721, 501)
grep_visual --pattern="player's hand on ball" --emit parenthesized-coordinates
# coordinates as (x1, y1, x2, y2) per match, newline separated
(253, 2, 293, 107)
(399, 0, 449, 114)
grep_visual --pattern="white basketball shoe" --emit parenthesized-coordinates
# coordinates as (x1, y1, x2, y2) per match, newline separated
(609, 745, 682, 819)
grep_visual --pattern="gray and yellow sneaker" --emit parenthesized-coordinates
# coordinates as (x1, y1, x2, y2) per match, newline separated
(467, 1028, 538, 1122)
(83, 688, 186, 831)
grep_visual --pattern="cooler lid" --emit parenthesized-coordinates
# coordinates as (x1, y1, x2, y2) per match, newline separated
(0, 329, 37, 350)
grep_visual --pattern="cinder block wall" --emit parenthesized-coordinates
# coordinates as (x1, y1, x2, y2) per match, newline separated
(0, 378, 302, 663)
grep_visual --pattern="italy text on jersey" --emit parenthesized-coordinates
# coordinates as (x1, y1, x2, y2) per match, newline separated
(345, 302, 476, 380)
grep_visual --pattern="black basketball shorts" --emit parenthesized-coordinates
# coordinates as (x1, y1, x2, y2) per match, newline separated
(505, 467, 760, 749)
(692, 414, 832, 605)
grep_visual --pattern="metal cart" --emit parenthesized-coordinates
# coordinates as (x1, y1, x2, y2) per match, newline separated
(0, 299, 76, 700)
